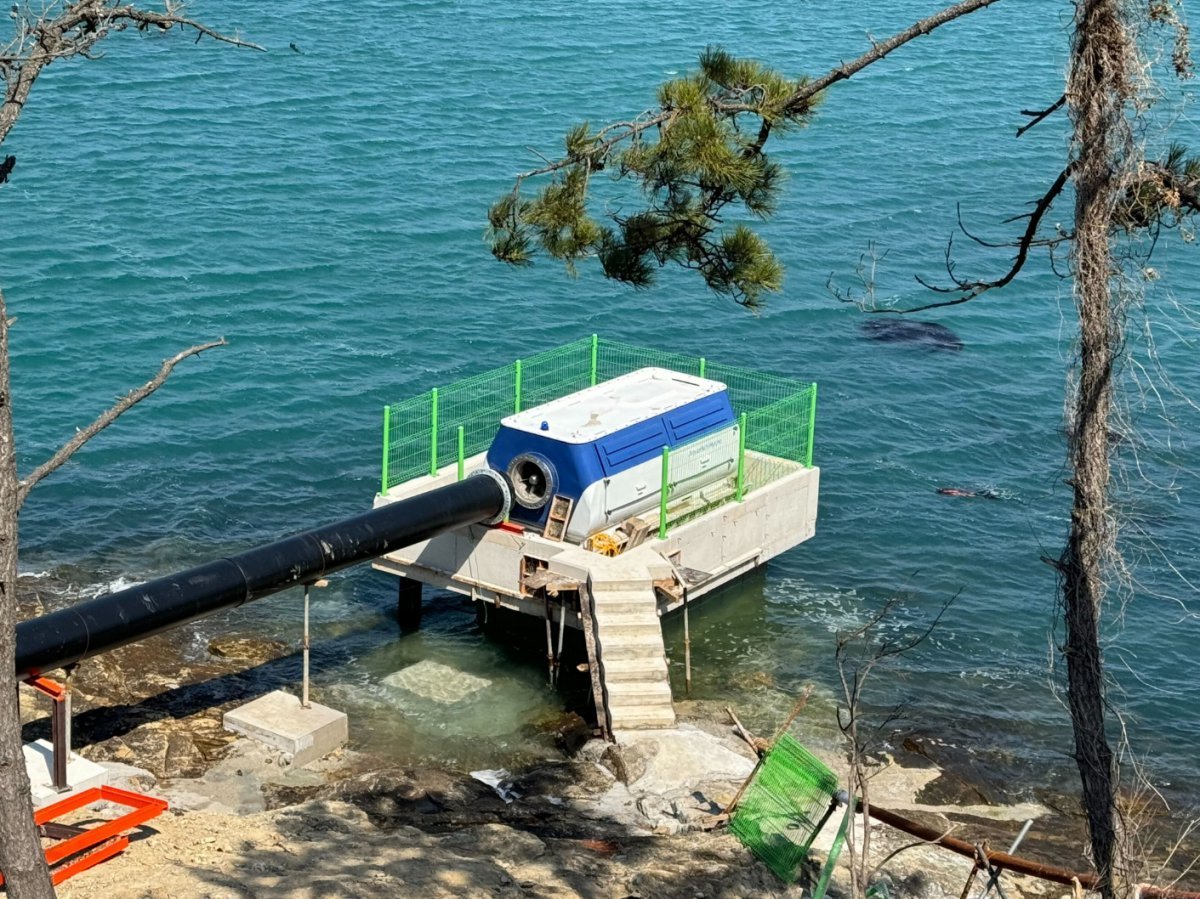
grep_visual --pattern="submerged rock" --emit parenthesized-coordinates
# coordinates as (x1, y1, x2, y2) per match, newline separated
(207, 634, 289, 665)
(860, 318, 964, 352)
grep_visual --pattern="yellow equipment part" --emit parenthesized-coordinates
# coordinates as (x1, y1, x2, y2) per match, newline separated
(589, 532, 623, 557)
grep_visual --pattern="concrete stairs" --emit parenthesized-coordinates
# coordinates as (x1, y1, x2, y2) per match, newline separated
(587, 581, 675, 730)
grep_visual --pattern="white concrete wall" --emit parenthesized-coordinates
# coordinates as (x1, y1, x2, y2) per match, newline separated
(372, 458, 820, 620)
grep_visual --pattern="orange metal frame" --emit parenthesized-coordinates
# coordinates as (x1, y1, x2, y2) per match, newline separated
(0, 786, 168, 887)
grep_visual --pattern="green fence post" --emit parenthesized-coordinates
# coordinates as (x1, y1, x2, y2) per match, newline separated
(380, 405, 392, 495)
(698, 357, 706, 378)
(457, 425, 465, 481)
(805, 383, 818, 468)
(429, 387, 439, 477)
(590, 334, 599, 386)
(514, 359, 523, 413)
(736, 412, 747, 501)
(658, 445, 671, 539)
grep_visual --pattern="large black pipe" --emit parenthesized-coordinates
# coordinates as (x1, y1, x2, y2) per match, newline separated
(15, 471, 509, 679)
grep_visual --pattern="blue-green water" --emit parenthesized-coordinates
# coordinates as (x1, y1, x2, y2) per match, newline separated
(5, 1, 1200, 802)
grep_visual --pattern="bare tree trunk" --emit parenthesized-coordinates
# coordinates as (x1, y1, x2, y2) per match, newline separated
(1062, 2, 1134, 898)
(0, 290, 54, 897)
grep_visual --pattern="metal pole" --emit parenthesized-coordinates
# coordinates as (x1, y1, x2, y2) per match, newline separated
(736, 412, 747, 501)
(380, 405, 392, 495)
(554, 602, 566, 688)
(51, 695, 68, 791)
(658, 445, 670, 540)
(980, 819, 1035, 898)
(429, 387, 439, 477)
(302, 584, 311, 709)
(698, 357, 706, 378)
(514, 359, 523, 413)
(457, 426, 465, 481)
(805, 382, 818, 468)
(63, 670, 72, 784)
(683, 593, 692, 695)
(590, 334, 599, 386)
(544, 598, 554, 685)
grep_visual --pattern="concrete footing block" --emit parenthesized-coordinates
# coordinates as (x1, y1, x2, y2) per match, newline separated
(222, 690, 348, 768)
(23, 739, 109, 809)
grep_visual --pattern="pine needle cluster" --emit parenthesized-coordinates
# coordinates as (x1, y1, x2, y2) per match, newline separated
(488, 47, 819, 307)
(1116, 142, 1200, 232)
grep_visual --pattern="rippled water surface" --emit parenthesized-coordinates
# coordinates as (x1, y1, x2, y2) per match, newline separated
(6, 1, 1200, 798)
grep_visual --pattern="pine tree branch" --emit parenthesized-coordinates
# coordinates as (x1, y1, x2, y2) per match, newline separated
(744, 0, 1004, 159)
(493, 0, 1005, 305)
(17, 338, 226, 505)
(784, 0, 1004, 112)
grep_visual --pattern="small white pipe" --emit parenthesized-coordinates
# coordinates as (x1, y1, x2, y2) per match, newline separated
(302, 584, 311, 709)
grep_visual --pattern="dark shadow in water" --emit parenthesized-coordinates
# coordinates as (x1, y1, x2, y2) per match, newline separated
(860, 318, 964, 352)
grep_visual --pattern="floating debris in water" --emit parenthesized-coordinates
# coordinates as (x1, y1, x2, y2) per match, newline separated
(470, 768, 519, 803)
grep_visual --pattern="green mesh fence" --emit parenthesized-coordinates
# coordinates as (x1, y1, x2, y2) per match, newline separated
(518, 337, 593, 410)
(729, 734, 841, 883)
(659, 424, 741, 536)
(381, 336, 818, 515)
(594, 338, 702, 385)
(436, 365, 517, 474)
(381, 393, 435, 488)
(743, 386, 817, 495)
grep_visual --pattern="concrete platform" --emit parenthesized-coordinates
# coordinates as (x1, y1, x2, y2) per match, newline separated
(223, 690, 348, 768)
(373, 451, 819, 732)
(382, 659, 491, 704)
(23, 738, 108, 809)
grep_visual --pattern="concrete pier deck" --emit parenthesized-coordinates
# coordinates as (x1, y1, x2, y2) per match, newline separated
(372, 452, 819, 732)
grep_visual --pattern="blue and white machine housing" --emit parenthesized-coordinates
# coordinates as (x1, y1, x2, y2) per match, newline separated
(486, 367, 738, 543)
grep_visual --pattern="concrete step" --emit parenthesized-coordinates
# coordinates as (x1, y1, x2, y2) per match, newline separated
(605, 681, 673, 704)
(597, 639, 669, 662)
(589, 579, 657, 593)
(599, 656, 669, 683)
(592, 619, 662, 643)
(591, 583, 655, 595)
(590, 597, 658, 616)
(590, 608, 659, 628)
(607, 706, 677, 729)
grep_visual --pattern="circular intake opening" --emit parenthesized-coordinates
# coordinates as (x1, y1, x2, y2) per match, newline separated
(508, 454, 554, 510)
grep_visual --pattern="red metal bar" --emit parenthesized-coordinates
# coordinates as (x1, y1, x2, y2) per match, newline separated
(24, 676, 67, 701)
(22, 676, 70, 791)
(0, 786, 168, 887)
(48, 837, 130, 886)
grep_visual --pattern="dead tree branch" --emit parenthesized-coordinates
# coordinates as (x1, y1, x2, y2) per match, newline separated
(1, 1, 263, 146)
(893, 165, 1073, 314)
(1017, 94, 1067, 137)
(836, 589, 958, 898)
(17, 338, 226, 505)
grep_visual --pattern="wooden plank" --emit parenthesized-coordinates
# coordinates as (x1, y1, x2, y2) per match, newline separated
(578, 581, 612, 742)
(521, 569, 581, 595)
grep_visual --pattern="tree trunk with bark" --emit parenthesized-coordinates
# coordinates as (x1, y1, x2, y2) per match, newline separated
(0, 290, 54, 897)
(1063, 2, 1135, 897)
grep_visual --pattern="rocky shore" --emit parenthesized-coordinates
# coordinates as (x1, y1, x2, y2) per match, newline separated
(13, 590, 1187, 899)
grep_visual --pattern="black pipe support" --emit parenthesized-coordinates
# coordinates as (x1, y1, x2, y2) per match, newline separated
(15, 472, 508, 678)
